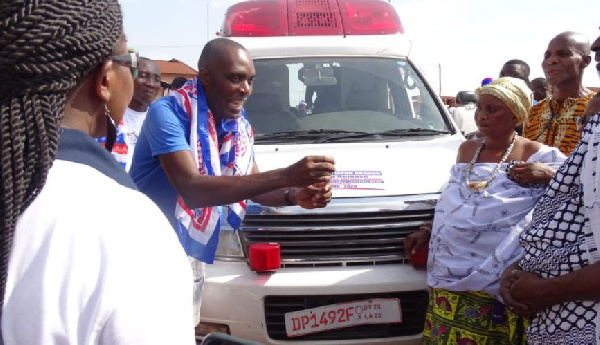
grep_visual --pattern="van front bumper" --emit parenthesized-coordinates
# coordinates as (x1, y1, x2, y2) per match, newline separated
(200, 261, 428, 344)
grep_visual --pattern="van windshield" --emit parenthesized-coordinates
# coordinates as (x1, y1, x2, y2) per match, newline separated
(245, 57, 452, 143)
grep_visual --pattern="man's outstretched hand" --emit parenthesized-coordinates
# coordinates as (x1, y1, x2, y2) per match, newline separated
(286, 156, 336, 187)
(292, 182, 333, 209)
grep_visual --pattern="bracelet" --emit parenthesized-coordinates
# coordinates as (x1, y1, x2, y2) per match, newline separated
(284, 188, 294, 206)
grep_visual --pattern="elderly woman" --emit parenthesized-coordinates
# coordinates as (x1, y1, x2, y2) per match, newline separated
(0, 1, 194, 344)
(404, 77, 566, 344)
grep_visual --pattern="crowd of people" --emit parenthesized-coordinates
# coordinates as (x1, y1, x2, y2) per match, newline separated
(1, 1, 600, 344)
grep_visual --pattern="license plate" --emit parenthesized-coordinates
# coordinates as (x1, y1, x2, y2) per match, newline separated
(284, 298, 402, 337)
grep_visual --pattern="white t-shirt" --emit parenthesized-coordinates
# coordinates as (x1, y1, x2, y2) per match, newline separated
(123, 107, 147, 143)
(117, 107, 147, 172)
(2, 130, 195, 344)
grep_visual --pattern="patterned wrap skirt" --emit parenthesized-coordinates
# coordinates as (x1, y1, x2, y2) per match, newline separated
(422, 289, 527, 345)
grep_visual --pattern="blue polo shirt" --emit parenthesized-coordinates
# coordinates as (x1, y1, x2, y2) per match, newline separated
(129, 96, 191, 229)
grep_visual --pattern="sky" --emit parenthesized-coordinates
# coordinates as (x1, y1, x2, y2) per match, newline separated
(120, 0, 600, 97)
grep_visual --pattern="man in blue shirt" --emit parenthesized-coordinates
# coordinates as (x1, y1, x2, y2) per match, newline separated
(130, 38, 335, 230)
(130, 38, 336, 325)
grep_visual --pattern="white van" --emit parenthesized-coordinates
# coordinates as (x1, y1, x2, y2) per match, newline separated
(198, 0, 464, 344)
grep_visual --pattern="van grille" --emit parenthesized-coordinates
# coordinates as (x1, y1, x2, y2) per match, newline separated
(239, 208, 434, 267)
(264, 291, 428, 341)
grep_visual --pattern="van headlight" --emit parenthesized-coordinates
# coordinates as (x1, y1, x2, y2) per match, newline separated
(215, 224, 245, 261)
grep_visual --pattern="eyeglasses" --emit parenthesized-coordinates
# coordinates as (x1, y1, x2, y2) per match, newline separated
(575, 114, 594, 132)
(110, 52, 139, 79)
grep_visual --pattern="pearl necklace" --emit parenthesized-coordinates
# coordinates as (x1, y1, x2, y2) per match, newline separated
(465, 134, 517, 191)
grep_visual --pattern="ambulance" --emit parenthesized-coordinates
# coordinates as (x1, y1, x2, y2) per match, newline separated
(198, 0, 464, 343)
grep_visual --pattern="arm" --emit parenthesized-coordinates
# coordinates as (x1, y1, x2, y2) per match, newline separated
(249, 163, 333, 209)
(507, 161, 556, 185)
(159, 151, 334, 209)
(507, 143, 564, 186)
(403, 222, 431, 261)
(509, 260, 600, 312)
(499, 259, 535, 317)
(145, 98, 335, 209)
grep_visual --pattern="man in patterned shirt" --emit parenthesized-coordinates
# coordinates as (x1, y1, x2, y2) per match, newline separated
(500, 30, 600, 345)
(515, 32, 595, 187)
(523, 31, 595, 156)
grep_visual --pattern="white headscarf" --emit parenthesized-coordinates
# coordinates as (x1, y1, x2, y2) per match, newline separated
(476, 77, 533, 126)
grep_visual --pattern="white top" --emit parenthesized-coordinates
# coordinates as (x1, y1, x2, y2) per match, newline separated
(119, 107, 147, 172)
(428, 145, 566, 295)
(123, 107, 147, 141)
(2, 159, 195, 344)
(452, 103, 477, 136)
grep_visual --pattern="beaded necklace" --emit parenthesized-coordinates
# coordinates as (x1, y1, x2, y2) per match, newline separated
(465, 134, 517, 191)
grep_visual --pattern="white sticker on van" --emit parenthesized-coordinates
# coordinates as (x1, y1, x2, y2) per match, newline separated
(331, 171, 384, 190)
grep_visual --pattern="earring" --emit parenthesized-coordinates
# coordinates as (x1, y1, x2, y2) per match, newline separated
(105, 104, 117, 127)
(105, 105, 116, 152)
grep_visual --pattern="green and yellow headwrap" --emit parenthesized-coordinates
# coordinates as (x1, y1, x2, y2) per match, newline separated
(475, 77, 532, 126)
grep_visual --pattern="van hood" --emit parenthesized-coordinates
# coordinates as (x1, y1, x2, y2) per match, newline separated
(254, 135, 463, 198)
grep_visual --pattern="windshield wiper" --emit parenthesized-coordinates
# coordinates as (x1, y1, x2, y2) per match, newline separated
(254, 129, 369, 142)
(314, 128, 450, 143)
(255, 128, 450, 143)
(375, 128, 451, 136)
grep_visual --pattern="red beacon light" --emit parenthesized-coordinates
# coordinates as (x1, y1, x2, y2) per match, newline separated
(221, 0, 288, 37)
(248, 243, 281, 273)
(340, 0, 404, 35)
(221, 0, 404, 37)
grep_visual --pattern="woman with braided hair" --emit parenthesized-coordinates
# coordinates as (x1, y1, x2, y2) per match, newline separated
(0, 1, 195, 344)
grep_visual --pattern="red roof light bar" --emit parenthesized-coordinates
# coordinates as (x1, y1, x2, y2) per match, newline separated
(221, 0, 404, 37)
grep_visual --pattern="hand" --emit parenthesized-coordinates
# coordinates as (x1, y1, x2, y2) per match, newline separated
(509, 269, 554, 313)
(403, 222, 431, 261)
(285, 156, 335, 187)
(499, 263, 534, 317)
(292, 183, 332, 209)
(508, 161, 556, 186)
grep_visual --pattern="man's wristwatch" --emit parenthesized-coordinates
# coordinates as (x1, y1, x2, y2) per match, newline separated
(284, 188, 295, 206)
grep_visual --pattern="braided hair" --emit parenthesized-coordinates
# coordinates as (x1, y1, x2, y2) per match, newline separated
(0, 0, 123, 312)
